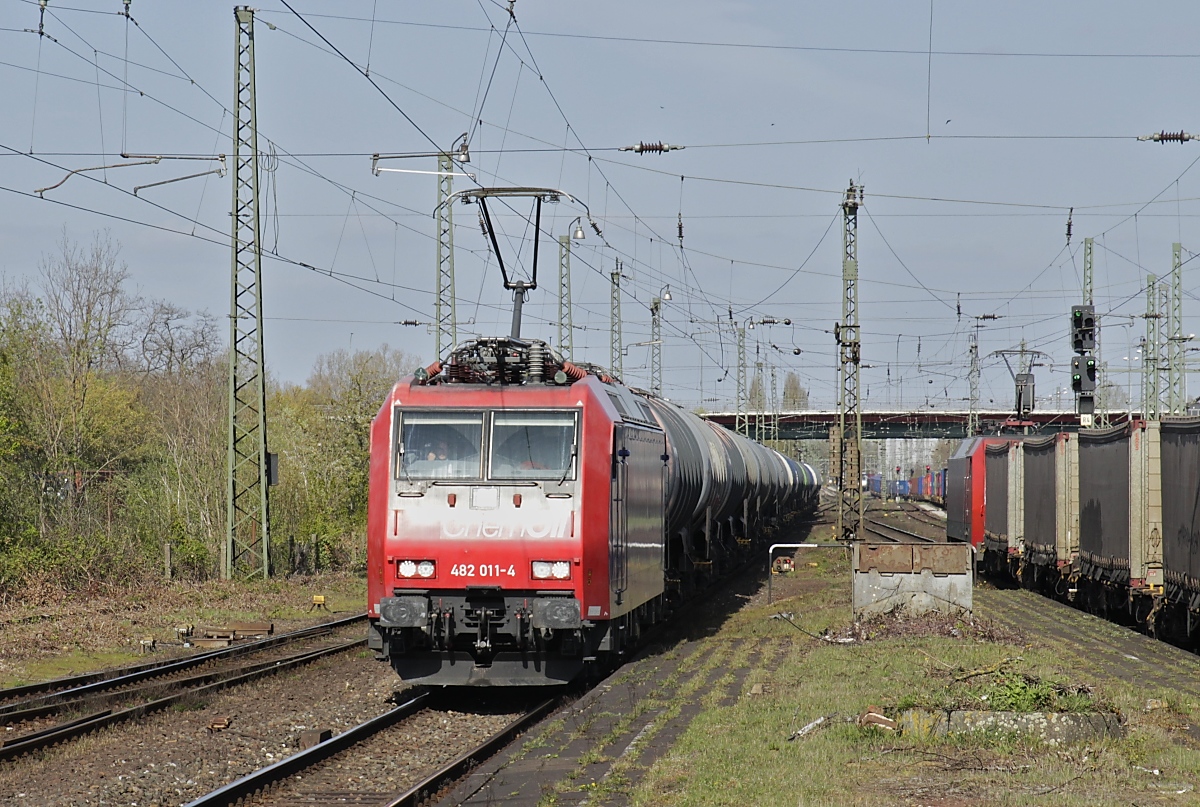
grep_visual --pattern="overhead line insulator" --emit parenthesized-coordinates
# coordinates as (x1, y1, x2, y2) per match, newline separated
(1137, 130, 1195, 143)
(619, 141, 685, 154)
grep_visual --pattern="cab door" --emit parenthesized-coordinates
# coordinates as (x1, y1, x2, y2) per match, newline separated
(610, 425, 630, 603)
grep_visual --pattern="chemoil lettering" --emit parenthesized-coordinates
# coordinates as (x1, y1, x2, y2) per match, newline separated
(438, 512, 570, 540)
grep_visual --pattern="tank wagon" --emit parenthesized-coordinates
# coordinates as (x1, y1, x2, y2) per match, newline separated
(365, 337, 819, 686)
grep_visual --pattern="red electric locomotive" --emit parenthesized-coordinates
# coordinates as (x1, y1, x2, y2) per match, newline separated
(366, 337, 819, 685)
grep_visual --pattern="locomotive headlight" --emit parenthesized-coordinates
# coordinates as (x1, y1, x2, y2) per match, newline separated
(532, 561, 571, 580)
(397, 560, 417, 578)
(416, 560, 436, 578)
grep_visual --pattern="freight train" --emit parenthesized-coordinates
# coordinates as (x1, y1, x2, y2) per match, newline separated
(946, 420, 1200, 646)
(866, 468, 946, 504)
(365, 337, 820, 686)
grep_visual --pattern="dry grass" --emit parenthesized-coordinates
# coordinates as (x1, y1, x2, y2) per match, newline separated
(0, 572, 366, 686)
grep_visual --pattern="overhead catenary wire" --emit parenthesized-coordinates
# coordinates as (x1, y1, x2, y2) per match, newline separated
(270, 11, 1200, 61)
(6, 2, 1200, 409)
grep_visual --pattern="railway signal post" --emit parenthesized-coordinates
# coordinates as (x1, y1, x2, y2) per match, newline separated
(1071, 304, 1097, 427)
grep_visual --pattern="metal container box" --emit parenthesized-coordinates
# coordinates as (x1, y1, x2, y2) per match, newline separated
(946, 439, 978, 543)
(1077, 421, 1161, 589)
(984, 443, 1011, 556)
(1158, 418, 1200, 603)
(1022, 433, 1078, 569)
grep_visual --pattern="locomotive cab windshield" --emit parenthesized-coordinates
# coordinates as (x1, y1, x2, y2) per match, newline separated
(490, 411, 577, 480)
(394, 408, 577, 483)
(396, 411, 483, 479)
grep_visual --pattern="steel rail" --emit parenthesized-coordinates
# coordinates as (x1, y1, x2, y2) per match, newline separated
(384, 698, 558, 807)
(0, 637, 358, 726)
(181, 692, 433, 807)
(862, 516, 939, 543)
(0, 639, 363, 761)
(0, 613, 364, 708)
(180, 695, 557, 807)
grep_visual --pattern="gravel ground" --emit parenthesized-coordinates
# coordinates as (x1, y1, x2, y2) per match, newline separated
(0, 649, 408, 806)
(246, 705, 526, 806)
(1, 629, 363, 749)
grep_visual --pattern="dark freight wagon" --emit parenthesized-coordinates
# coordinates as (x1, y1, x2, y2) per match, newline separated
(944, 420, 1198, 646)
(980, 439, 1046, 576)
(1159, 418, 1200, 615)
(1020, 433, 1078, 577)
(1076, 421, 1163, 596)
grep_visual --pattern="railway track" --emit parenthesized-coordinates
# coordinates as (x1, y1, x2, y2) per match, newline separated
(895, 500, 948, 529)
(862, 516, 938, 543)
(0, 613, 364, 708)
(857, 498, 949, 544)
(183, 693, 558, 807)
(0, 615, 366, 761)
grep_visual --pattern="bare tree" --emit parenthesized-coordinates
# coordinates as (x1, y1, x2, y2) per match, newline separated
(15, 232, 144, 540)
(783, 371, 809, 410)
(122, 301, 217, 377)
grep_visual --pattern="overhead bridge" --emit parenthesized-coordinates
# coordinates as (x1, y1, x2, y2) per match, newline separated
(703, 409, 1138, 440)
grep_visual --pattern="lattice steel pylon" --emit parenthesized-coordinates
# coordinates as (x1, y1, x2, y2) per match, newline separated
(650, 297, 662, 396)
(769, 363, 779, 448)
(610, 260, 623, 379)
(754, 355, 765, 440)
(1083, 237, 1094, 306)
(225, 6, 271, 579)
(836, 181, 864, 543)
(967, 327, 980, 437)
(557, 235, 574, 361)
(1144, 273, 1161, 420)
(434, 154, 457, 360)
(1156, 277, 1170, 415)
(1083, 237, 1111, 427)
(736, 325, 748, 437)
(1168, 242, 1185, 414)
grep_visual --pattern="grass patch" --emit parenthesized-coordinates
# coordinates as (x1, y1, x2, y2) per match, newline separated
(627, 549, 1200, 806)
(0, 572, 367, 687)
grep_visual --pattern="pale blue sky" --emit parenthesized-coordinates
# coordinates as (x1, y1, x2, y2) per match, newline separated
(1, 1, 1197, 412)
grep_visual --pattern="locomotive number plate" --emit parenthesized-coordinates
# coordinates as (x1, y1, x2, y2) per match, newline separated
(450, 563, 517, 578)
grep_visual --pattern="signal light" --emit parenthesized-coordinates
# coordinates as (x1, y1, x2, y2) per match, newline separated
(1071, 356, 1096, 394)
(1071, 305, 1096, 353)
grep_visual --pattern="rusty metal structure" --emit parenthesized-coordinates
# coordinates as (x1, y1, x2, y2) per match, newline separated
(835, 182, 864, 542)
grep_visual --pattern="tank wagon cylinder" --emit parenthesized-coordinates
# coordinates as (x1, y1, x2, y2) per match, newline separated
(640, 396, 816, 547)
